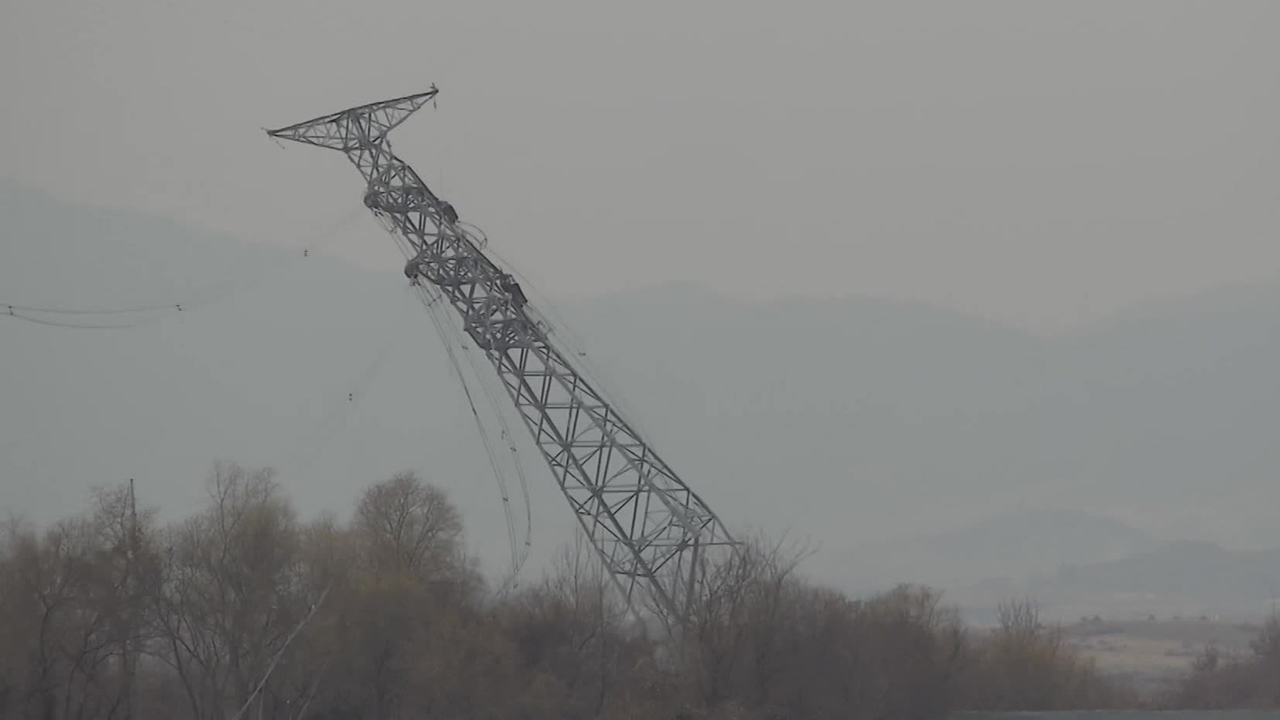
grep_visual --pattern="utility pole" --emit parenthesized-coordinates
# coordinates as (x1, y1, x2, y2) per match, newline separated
(123, 478, 138, 719)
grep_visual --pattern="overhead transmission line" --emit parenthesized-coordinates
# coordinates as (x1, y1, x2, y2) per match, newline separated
(3, 190, 537, 584)
(380, 217, 534, 591)
(484, 244, 654, 441)
(2, 204, 365, 328)
(257, 271, 535, 591)
(1, 310, 151, 330)
(266, 302, 409, 483)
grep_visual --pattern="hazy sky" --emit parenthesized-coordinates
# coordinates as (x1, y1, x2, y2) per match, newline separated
(3, 1, 1277, 331)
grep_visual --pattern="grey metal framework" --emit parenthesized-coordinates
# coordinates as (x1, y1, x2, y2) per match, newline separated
(266, 88, 735, 624)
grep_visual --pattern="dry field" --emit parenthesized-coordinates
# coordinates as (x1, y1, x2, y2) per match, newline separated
(1062, 618, 1263, 693)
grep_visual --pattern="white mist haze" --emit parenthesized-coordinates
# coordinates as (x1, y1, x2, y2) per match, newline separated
(3, 1, 1279, 331)
(3, 1, 1280, 621)
(5, 179, 1280, 619)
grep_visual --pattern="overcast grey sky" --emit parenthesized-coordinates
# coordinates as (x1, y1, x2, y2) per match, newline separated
(3, 1, 1277, 331)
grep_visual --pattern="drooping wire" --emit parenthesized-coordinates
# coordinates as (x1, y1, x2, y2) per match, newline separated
(1, 204, 365, 326)
(449, 308, 535, 591)
(398, 237, 532, 585)
(413, 277, 535, 596)
(457, 221, 489, 248)
(485, 244, 652, 439)
(8, 203, 363, 314)
(377, 220, 532, 590)
(271, 311, 407, 484)
(440, 221, 537, 564)
(413, 283, 524, 578)
(2, 307, 151, 330)
(485, 245, 612, 384)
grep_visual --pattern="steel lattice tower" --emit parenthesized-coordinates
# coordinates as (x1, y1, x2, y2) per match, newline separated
(266, 88, 735, 624)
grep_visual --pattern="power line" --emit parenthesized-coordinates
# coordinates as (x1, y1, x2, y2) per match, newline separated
(385, 223, 532, 592)
(1, 204, 364, 326)
(402, 256, 532, 588)
(2, 307, 152, 329)
(413, 281, 534, 594)
(268, 306, 407, 483)
(485, 244, 653, 441)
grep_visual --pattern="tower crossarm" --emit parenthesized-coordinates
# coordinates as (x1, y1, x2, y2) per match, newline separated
(267, 89, 439, 152)
(266, 89, 736, 624)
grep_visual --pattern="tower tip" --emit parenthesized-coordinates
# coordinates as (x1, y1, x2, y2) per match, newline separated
(265, 88, 440, 150)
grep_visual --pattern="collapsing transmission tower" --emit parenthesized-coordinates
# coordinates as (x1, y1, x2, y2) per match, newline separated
(266, 89, 735, 624)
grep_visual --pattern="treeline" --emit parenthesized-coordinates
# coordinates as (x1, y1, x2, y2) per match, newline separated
(1162, 615, 1280, 710)
(0, 462, 1255, 720)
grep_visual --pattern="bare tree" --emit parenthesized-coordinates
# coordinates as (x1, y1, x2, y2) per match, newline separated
(498, 533, 648, 718)
(4, 465, 1168, 720)
(0, 483, 161, 720)
(354, 471, 465, 583)
(147, 463, 303, 720)
(677, 532, 811, 710)
(279, 472, 482, 719)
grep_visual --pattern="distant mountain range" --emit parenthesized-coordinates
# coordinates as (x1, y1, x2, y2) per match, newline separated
(4, 179, 1280, 617)
(842, 507, 1157, 589)
(952, 538, 1280, 622)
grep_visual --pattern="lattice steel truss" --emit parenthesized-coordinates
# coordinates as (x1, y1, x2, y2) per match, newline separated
(266, 89, 735, 624)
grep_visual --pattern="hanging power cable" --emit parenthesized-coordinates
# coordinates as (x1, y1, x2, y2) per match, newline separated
(447, 305, 534, 563)
(1, 204, 365, 327)
(2, 307, 151, 329)
(414, 283, 522, 575)
(416, 280, 535, 593)
(384, 221, 532, 589)
(455, 325, 535, 571)
(484, 244, 651, 439)
(271, 309, 407, 484)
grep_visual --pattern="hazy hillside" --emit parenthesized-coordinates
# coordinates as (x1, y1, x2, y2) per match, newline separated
(1042, 540, 1280, 614)
(953, 539, 1280, 621)
(4, 180, 1280, 614)
(846, 507, 1158, 591)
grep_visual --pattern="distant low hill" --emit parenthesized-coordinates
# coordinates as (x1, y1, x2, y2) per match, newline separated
(953, 539, 1280, 620)
(1046, 540, 1280, 613)
(4, 180, 1280, 612)
(842, 507, 1156, 591)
